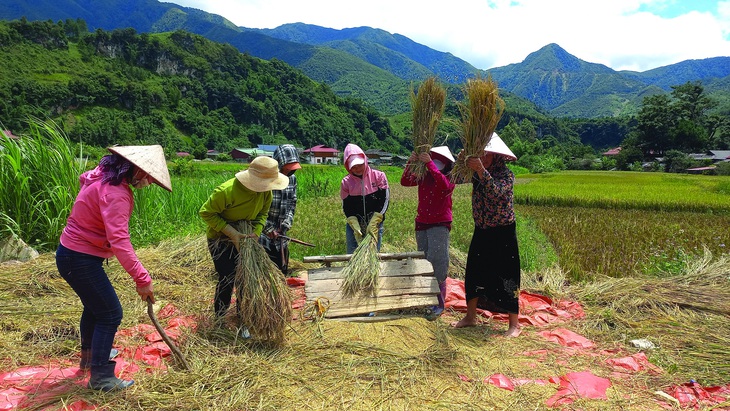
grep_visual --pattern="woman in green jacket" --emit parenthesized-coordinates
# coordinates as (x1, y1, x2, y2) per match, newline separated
(199, 156, 289, 319)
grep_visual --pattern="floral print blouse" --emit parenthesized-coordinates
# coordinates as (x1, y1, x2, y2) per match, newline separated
(471, 162, 515, 228)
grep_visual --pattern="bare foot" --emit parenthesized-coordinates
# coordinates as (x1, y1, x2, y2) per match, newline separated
(450, 317, 478, 328)
(504, 326, 522, 338)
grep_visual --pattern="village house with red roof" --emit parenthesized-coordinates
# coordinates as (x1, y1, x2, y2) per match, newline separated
(302, 145, 340, 165)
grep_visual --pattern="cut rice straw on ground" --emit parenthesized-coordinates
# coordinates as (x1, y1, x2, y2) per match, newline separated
(406, 76, 446, 181)
(569, 249, 730, 384)
(231, 221, 292, 344)
(2, 235, 730, 409)
(451, 75, 504, 183)
(340, 232, 380, 298)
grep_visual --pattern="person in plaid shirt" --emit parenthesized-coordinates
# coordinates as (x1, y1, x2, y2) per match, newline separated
(259, 144, 301, 273)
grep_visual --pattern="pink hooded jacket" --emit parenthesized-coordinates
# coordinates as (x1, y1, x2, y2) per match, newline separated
(340, 143, 389, 221)
(340, 144, 389, 199)
(60, 166, 151, 287)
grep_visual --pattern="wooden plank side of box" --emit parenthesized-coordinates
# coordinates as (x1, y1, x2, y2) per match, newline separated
(323, 295, 438, 318)
(305, 258, 437, 318)
(306, 275, 438, 295)
(306, 285, 438, 302)
(307, 259, 433, 281)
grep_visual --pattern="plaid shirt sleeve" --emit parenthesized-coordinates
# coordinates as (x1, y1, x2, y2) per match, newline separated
(260, 176, 297, 249)
(280, 175, 297, 231)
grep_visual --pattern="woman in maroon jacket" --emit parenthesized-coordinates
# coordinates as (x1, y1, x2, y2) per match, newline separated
(400, 146, 456, 318)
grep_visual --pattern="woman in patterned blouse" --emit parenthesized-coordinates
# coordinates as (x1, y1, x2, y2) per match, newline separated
(451, 134, 522, 337)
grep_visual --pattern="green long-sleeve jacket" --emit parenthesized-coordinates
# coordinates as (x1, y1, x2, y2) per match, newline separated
(199, 177, 272, 239)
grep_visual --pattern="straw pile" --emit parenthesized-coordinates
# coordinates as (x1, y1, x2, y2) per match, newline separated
(340, 232, 380, 298)
(233, 221, 293, 344)
(406, 76, 446, 181)
(451, 75, 505, 183)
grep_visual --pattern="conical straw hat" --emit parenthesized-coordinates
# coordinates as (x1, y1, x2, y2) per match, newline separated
(429, 146, 455, 163)
(107, 145, 172, 192)
(235, 156, 290, 192)
(483, 133, 517, 161)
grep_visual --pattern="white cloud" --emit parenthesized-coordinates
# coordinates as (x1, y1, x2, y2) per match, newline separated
(169, 0, 730, 71)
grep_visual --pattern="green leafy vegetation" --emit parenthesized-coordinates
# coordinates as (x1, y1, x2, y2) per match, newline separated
(2, 18, 729, 177)
(0, 20, 400, 155)
(0, 119, 86, 250)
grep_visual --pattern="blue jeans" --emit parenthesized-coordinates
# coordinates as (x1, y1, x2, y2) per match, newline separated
(345, 223, 383, 254)
(56, 244, 123, 368)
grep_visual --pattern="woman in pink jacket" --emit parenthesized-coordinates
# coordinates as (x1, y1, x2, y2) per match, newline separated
(341, 143, 390, 253)
(56, 145, 171, 392)
(400, 146, 456, 318)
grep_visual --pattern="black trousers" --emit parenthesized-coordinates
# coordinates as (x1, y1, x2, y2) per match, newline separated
(263, 242, 289, 274)
(207, 239, 239, 318)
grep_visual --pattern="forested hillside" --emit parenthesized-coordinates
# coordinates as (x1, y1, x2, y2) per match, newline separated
(3, 0, 730, 121)
(4, 17, 728, 175)
(0, 19, 402, 155)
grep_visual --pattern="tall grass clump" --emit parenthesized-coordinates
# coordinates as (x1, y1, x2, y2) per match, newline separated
(405, 76, 446, 181)
(0, 120, 86, 251)
(451, 75, 504, 183)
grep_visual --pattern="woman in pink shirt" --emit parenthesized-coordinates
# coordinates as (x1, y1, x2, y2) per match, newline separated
(400, 146, 456, 318)
(56, 145, 171, 391)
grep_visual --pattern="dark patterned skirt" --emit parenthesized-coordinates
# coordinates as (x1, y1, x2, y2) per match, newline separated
(464, 222, 520, 314)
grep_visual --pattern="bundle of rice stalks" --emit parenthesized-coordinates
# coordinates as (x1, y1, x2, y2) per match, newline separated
(406, 76, 446, 181)
(451, 75, 505, 183)
(340, 233, 380, 298)
(233, 221, 293, 344)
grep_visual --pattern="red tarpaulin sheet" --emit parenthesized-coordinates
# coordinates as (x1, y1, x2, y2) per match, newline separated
(443, 277, 584, 326)
(484, 373, 556, 391)
(538, 328, 595, 349)
(287, 277, 307, 309)
(0, 358, 138, 411)
(546, 371, 612, 407)
(0, 303, 191, 410)
(0, 277, 308, 411)
(660, 381, 730, 409)
(605, 352, 662, 375)
(474, 370, 612, 407)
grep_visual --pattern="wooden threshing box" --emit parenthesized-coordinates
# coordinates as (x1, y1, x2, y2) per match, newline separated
(303, 252, 439, 318)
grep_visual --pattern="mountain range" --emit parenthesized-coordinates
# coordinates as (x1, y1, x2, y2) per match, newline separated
(2, 0, 729, 118)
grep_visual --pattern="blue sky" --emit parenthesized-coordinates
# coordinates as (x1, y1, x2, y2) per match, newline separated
(170, 0, 730, 72)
